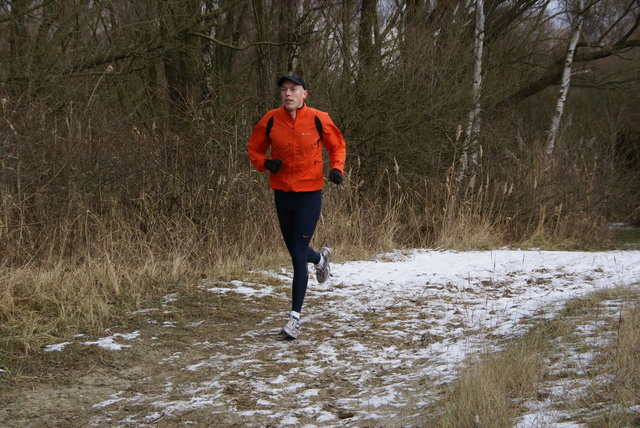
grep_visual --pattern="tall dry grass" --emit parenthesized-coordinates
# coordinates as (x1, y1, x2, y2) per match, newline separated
(426, 318, 566, 427)
(590, 295, 640, 426)
(425, 287, 640, 427)
(0, 106, 633, 357)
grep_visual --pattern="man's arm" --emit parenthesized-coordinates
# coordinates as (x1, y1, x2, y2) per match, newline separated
(247, 115, 272, 172)
(319, 113, 346, 174)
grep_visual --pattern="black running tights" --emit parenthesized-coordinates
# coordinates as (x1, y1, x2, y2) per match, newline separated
(274, 189, 322, 313)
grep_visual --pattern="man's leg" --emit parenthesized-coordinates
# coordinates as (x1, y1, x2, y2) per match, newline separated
(289, 190, 322, 313)
(274, 190, 321, 338)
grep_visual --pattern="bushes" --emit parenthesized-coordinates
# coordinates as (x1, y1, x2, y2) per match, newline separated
(1, 0, 638, 354)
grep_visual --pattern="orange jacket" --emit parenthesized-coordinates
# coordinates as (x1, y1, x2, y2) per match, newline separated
(247, 104, 346, 192)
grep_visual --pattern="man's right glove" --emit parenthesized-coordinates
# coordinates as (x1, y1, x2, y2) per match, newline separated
(264, 159, 282, 174)
(329, 169, 343, 185)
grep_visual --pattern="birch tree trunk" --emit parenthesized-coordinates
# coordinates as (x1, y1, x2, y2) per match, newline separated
(458, 0, 485, 190)
(544, 0, 585, 170)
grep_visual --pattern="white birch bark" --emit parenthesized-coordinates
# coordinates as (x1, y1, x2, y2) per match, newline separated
(545, 0, 584, 168)
(458, 0, 485, 188)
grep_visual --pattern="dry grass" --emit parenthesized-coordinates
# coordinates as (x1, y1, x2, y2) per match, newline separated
(0, 169, 628, 358)
(426, 319, 562, 427)
(589, 294, 640, 427)
(425, 287, 640, 427)
(0, 124, 633, 360)
(0, 255, 186, 355)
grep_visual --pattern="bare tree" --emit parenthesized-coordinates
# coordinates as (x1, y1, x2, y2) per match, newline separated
(276, 0, 299, 73)
(459, 0, 486, 190)
(358, 0, 379, 76)
(544, 0, 586, 169)
(499, 0, 640, 107)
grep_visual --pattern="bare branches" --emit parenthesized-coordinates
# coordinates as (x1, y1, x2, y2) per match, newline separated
(498, 39, 640, 108)
(494, 0, 640, 107)
(0, 0, 56, 25)
(188, 32, 297, 51)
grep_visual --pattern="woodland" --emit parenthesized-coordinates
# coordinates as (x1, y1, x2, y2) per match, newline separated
(1, 0, 640, 349)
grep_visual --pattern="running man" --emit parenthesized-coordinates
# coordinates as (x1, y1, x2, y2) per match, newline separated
(247, 74, 347, 339)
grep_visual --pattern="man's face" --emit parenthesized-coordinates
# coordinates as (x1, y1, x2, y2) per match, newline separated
(280, 80, 307, 111)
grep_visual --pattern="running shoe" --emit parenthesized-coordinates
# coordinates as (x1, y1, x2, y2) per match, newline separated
(280, 314, 301, 339)
(315, 246, 333, 284)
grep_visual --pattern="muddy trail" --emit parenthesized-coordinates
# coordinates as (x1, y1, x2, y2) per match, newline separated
(2, 250, 639, 427)
(1, 283, 437, 427)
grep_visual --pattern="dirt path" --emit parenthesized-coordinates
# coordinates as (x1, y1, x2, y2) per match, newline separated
(1, 281, 439, 427)
(2, 250, 639, 427)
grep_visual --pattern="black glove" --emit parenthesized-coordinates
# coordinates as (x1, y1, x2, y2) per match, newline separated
(329, 168, 343, 185)
(264, 159, 282, 174)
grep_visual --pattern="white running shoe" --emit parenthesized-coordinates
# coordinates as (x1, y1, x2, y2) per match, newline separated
(280, 314, 301, 339)
(315, 246, 333, 284)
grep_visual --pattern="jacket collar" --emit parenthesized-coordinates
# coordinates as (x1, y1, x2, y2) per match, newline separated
(281, 102, 307, 121)
(281, 102, 307, 113)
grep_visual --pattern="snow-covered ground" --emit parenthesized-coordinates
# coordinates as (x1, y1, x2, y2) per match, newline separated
(42, 249, 640, 426)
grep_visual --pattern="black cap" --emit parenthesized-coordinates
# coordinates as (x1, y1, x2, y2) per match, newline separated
(277, 74, 307, 90)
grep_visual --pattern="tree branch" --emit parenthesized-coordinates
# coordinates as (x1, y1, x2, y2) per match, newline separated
(189, 32, 297, 51)
(0, 0, 56, 25)
(497, 38, 640, 108)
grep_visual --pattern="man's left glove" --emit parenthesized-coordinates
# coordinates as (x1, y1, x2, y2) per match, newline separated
(329, 169, 343, 185)
(264, 159, 282, 174)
